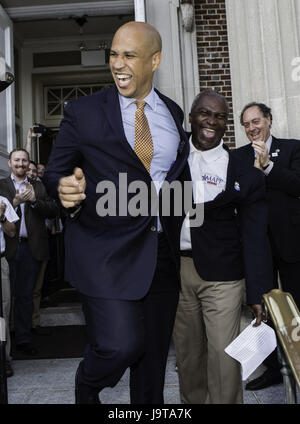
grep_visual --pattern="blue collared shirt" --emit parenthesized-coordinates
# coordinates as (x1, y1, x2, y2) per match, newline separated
(118, 87, 180, 187)
(118, 87, 181, 231)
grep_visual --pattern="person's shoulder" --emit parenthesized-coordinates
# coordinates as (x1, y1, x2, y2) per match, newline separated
(154, 88, 183, 113)
(274, 136, 300, 149)
(232, 143, 252, 153)
(0, 176, 11, 185)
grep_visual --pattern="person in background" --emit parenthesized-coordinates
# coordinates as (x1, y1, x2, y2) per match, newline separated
(37, 164, 45, 181)
(234, 102, 300, 390)
(0, 148, 58, 355)
(27, 160, 39, 183)
(26, 158, 52, 334)
(0, 197, 19, 377)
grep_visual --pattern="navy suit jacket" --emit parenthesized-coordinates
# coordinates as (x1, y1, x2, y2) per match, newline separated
(233, 137, 300, 263)
(173, 143, 273, 305)
(44, 85, 189, 300)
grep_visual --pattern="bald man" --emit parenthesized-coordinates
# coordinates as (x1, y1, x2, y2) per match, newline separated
(44, 22, 189, 404)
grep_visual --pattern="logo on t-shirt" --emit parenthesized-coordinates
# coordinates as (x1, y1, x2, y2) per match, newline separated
(202, 173, 224, 186)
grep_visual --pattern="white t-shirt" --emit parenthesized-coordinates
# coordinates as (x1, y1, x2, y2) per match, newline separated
(0, 195, 19, 254)
(180, 138, 229, 250)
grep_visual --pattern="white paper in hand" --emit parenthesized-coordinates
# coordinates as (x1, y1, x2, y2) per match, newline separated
(224, 320, 277, 380)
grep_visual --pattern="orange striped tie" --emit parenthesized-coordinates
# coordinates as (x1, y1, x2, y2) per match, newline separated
(134, 101, 153, 173)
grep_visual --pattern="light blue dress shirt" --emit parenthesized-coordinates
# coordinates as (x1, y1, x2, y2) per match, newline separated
(118, 87, 181, 231)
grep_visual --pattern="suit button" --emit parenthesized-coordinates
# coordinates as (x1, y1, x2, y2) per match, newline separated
(151, 226, 157, 232)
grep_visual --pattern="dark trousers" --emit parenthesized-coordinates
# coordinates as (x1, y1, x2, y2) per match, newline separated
(8, 240, 41, 345)
(264, 237, 300, 373)
(76, 233, 179, 404)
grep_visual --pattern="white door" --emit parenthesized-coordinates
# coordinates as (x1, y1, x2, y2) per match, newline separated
(0, 4, 14, 176)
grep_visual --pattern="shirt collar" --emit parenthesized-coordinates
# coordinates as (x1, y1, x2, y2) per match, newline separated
(189, 136, 226, 163)
(265, 134, 272, 152)
(118, 86, 156, 111)
(11, 173, 28, 184)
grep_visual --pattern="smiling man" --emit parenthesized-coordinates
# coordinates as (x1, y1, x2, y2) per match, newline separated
(234, 102, 300, 391)
(43, 21, 189, 404)
(0, 149, 57, 356)
(172, 91, 273, 404)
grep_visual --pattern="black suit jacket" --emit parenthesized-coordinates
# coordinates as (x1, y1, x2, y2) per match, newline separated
(44, 85, 189, 300)
(233, 137, 300, 263)
(0, 177, 58, 261)
(173, 144, 273, 305)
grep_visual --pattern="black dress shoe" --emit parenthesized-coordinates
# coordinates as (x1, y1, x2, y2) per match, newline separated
(75, 386, 101, 404)
(31, 326, 52, 335)
(16, 343, 38, 356)
(245, 370, 283, 391)
(5, 361, 14, 378)
(75, 368, 101, 404)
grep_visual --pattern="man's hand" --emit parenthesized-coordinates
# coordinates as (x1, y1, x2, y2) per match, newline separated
(252, 141, 270, 169)
(25, 182, 36, 203)
(13, 189, 32, 207)
(249, 304, 266, 327)
(58, 167, 86, 208)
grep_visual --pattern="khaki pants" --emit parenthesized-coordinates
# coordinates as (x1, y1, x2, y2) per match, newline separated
(1, 257, 11, 361)
(173, 257, 245, 404)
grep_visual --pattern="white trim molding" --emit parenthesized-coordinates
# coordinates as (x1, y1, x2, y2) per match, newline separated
(134, 0, 145, 22)
(5, 1, 134, 21)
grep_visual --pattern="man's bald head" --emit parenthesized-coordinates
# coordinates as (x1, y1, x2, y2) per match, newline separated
(113, 21, 162, 55)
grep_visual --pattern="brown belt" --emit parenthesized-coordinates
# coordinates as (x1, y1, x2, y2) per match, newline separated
(180, 250, 193, 258)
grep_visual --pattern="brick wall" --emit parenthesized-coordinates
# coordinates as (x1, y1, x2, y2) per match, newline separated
(194, 0, 235, 147)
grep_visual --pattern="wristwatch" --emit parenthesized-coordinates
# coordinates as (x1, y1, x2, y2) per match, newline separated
(0, 215, 7, 223)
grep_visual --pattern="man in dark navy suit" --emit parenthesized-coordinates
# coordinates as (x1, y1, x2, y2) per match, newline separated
(43, 21, 189, 404)
(234, 102, 300, 390)
(172, 91, 273, 404)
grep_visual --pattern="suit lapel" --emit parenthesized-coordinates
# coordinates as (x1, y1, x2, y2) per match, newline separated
(5, 176, 16, 200)
(101, 85, 130, 146)
(243, 143, 255, 165)
(269, 136, 281, 162)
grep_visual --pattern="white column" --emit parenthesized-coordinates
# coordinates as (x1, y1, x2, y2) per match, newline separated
(145, 0, 199, 127)
(226, 0, 300, 146)
(134, 0, 145, 22)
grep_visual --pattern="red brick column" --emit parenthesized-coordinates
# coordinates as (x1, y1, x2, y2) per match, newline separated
(194, 0, 235, 147)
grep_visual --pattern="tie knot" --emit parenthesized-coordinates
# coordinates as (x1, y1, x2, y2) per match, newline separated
(134, 100, 146, 111)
